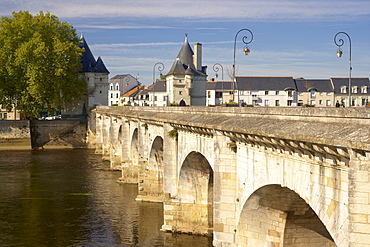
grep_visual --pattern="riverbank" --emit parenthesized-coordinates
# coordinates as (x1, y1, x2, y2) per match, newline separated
(0, 138, 31, 150)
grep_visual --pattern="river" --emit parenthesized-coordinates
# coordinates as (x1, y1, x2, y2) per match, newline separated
(0, 149, 213, 247)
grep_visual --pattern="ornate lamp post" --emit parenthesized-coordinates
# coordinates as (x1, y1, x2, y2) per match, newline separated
(152, 62, 165, 106)
(233, 28, 253, 105)
(334, 32, 352, 107)
(213, 63, 224, 104)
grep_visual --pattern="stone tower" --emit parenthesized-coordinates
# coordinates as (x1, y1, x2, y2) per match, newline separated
(63, 34, 110, 117)
(166, 35, 207, 106)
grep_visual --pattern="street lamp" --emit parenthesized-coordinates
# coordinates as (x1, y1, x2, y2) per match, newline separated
(334, 32, 352, 107)
(213, 63, 224, 104)
(152, 62, 165, 106)
(233, 29, 253, 105)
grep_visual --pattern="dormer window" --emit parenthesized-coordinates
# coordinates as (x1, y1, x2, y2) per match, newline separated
(352, 86, 358, 94)
(362, 86, 368, 93)
(340, 86, 347, 94)
(110, 84, 113, 90)
(310, 89, 316, 97)
(115, 84, 119, 90)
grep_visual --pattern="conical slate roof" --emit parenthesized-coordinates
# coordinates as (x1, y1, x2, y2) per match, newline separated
(80, 35, 109, 74)
(167, 35, 198, 76)
(177, 36, 194, 69)
(95, 57, 110, 74)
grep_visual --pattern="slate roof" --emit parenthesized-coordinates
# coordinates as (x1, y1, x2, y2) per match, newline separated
(236, 76, 295, 91)
(80, 36, 109, 74)
(294, 78, 334, 92)
(331, 78, 370, 94)
(166, 36, 205, 76)
(110, 74, 129, 80)
(151, 80, 167, 92)
(206, 81, 234, 90)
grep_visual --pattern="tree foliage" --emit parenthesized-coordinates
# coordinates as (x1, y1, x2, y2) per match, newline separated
(0, 11, 85, 117)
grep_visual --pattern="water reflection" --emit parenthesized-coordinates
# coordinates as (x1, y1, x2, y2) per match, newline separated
(0, 149, 212, 247)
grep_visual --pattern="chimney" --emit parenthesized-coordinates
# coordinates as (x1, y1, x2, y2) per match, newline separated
(194, 43, 202, 71)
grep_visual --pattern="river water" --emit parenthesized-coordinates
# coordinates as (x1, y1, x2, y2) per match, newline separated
(0, 149, 213, 247)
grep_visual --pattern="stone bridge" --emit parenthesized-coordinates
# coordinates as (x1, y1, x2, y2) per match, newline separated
(88, 106, 370, 247)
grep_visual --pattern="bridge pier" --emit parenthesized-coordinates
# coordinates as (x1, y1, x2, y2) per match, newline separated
(348, 157, 370, 246)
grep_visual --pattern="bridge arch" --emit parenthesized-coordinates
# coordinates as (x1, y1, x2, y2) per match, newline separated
(178, 151, 213, 235)
(236, 184, 337, 247)
(137, 135, 164, 201)
(130, 128, 139, 165)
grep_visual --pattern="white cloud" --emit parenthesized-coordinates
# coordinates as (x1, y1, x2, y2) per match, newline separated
(2, 0, 369, 20)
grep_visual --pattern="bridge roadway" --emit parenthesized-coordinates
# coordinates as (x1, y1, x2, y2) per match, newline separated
(89, 106, 370, 247)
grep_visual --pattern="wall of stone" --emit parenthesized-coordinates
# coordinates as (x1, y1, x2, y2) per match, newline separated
(30, 120, 87, 149)
(0, 120, 30, 139)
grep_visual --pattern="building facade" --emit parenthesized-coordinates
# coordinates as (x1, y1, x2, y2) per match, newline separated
(331, 77, 370, 107)
(294, 78, 335, 107)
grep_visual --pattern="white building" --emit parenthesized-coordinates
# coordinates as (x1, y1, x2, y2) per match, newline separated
(236, 76, 297, 106)
(331, 77, 370, 107)
(148, 80, 167, 106)
(108, 74, 141, 106)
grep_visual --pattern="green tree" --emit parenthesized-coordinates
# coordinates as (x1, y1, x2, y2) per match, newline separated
(0, 11, 85, 117)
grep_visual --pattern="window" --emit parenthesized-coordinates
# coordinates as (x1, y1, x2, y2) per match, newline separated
(275, 91, 279, 95)
(265, 100, 269, 106)
(179, 91, 182, 95)
(362, 86, 368, 93)
(110, 84, 113, 90)
(100, 78, 103, 81)
(352, 86, 358, 94)
(319, 100, 323, 105)
(341, 86, 347, 93)
(265, 91, 268, 95)
(310, 89, 316, 98)
(110, 93, 113, 98)
(110, 101, 113, 105)
(116, 93, 119, 98)
(208, 91, 211, 98)
(310, 100, 315, 105)
(3, 113, 6, 119)
(275, 100, 280, 106)
(0, 113, 2, 118)
(100, 91, 102, 94)
(326, 100, 331, 106)
(116, 84, 119, 90)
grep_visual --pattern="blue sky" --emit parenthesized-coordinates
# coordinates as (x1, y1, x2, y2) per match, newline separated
(2, 0, 370, 85)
